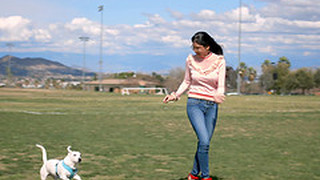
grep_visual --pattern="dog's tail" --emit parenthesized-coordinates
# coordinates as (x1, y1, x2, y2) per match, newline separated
(36, 144, 47, 163)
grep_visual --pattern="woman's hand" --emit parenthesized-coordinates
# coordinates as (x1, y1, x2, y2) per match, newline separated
(162, 93, 178, 103)
(214, 93, 225, 104)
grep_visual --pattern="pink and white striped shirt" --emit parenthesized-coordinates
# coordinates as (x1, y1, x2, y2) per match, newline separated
(175, 52, 226, 102)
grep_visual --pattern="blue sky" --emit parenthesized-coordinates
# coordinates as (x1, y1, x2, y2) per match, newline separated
(0, 0, 319, 74)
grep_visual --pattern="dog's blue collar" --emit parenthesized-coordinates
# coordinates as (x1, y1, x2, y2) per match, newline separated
(55, 162, 60, 178)
(62, 160, 78, 179)
(56, 161, 78, 179)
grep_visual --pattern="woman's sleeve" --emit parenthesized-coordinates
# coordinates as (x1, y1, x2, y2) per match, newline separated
(217, 57, 226, 94)
(175, 59, 192, 98)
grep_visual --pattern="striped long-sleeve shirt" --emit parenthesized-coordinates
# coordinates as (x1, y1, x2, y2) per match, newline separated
(175, 52, 226, 102)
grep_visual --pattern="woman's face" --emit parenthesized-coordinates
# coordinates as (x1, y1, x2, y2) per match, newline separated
(192, 42, 210, 58)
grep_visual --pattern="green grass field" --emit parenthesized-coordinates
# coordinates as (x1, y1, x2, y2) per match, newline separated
(0, 88, 319, 180)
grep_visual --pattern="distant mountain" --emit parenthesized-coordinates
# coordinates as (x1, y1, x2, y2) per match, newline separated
(0, 55, 95, 77)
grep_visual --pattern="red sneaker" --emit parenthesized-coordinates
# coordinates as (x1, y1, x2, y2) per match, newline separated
(188, 173, 200, 180)
(201, 177, 212, 180)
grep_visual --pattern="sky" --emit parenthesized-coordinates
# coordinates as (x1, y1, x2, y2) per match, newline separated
(0, 0, 319, 74)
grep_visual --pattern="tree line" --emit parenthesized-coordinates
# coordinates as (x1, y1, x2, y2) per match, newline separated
(260, 56, 320, 94)
(164, 56, 320, 95)
(230, 56, 319, 95)
(17, 56, 316, 95)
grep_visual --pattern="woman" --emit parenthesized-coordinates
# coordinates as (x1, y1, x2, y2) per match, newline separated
(163, 31, 226, 180)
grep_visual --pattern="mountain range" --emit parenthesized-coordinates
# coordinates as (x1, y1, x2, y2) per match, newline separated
(0, 55, 95, 78)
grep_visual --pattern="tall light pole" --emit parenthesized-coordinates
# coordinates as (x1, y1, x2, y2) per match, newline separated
(237, 0, 242, 95)
(98, 5, 104, 92)
(79, 36, 89, 90)
(6, 43, 14, 86)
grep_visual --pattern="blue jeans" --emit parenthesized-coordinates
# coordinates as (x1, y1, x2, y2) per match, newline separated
(187, 98, 218, 178)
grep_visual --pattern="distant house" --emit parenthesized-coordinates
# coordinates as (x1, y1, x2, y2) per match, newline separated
(83, 78, 160, 93)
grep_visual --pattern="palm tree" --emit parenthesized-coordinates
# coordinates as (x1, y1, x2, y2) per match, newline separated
(260, 59, 275, 93)
(261, 59, 271, 73)
(248, 67, 257, 82)
(238, 62, 247, 78)
(276, 56, 291, 94)
(278, 56, 291, 68)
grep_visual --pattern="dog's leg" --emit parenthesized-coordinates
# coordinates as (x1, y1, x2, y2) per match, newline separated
(40, 165, 48, 180)
(73, 174, 82, 180)
(59, 175, 70, 180)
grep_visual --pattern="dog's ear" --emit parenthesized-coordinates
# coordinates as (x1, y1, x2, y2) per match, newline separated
(67, 146, 72, 153)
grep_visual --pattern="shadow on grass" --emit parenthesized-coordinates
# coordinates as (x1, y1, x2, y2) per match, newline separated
(175, 175, 223, 180)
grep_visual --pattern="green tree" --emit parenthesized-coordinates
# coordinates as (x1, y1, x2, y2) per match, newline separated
(236, 62, 248, 93)
(248, 67, 257, 82)
(226, 66, 237, 91)
(238, 62, 247, 79)
(236, 62, 258, 93)
(115, 72, 135, 79)
(259, 59, 275, 93)
(295, 68, 314, 94)
(152, 72, 165, 83)
(92, 73, 98, 81)
(52, 79, 59, 89)
(34, 80, 40, 88)
(274, 56, 291, 94)
(284, 71, 298, 94)
(278, 56, 291, 68)
(314, 68, 320, 88)
(164, 67, 185, 92)
(45, 79, 51, 89)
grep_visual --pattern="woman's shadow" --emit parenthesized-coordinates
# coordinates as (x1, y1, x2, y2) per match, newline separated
(175, 175, 223, 180)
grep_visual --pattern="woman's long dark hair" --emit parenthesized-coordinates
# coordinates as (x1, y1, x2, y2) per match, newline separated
(191, 31, 223, 55)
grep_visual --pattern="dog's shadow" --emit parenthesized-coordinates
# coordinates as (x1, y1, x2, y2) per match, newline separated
(175, 175, 223, 180)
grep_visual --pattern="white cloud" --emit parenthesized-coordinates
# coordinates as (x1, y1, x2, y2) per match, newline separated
(172, 19, 201, 28)
(0, 16, 30, 29)
(0, 16, 52, 43)
(259, 0, 320, 21)
(0, 0, 319, 65)
(225, 6, 256, 22)
(105, 29, 120, 36)
(0, 16, 32, 41)
(33, 29, 51, 42)
(194, 10, 216, 20)
(167, 9, 184, 20)
(134, 23, 153, 28)
(161, 35, 189, 48)
(257, 46, 277, 56)
(303, 51, 311, 56)
(144, 14, 166, 25)
(65, 18, 100, 36)
(292, 20, 320, 29)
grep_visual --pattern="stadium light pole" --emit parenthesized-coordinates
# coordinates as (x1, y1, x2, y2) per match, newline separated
(79, 36, 89, 90)
(237, 0, 242, 95)
(6, 43, 14, 86)
(98, 5, 104, 92)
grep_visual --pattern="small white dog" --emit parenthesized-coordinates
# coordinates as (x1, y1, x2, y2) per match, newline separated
(36, 144, 82, 180)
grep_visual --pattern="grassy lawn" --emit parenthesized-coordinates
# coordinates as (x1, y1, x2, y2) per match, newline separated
(0, 88, 319, 180)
